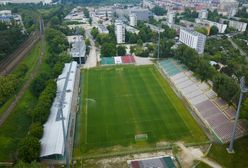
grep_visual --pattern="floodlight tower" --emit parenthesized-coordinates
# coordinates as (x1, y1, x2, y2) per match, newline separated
(227, 76, 248, 153)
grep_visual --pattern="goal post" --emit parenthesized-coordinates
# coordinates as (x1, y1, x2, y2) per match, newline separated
(135, 134, 148, 142)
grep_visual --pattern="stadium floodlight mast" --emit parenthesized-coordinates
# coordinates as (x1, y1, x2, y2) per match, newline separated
(227, 76, 248, 153)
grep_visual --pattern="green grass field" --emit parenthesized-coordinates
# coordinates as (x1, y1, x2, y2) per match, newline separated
(74, 65, 207, 156)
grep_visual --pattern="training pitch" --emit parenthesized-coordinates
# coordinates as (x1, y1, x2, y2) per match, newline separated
(74, 65, 206, 156)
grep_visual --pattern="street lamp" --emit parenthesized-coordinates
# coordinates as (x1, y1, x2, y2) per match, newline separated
(227, 76, 248, 153)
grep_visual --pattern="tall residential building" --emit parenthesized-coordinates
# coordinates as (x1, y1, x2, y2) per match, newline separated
(167, 12, 175, 25)
(198, 9, 208, 20)
(130, 13, 137, 27)
(115, 20, 125, 44)
(179, 28, 206, 54)
(196, 19, 227, 33)
(229, 20, 247, 32)
(228, 8, 237, 18)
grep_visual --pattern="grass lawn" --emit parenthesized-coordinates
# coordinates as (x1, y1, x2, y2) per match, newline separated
(74, 65, 207, 156)
(0, 90, 37, 161)
(208, 136, 248, 168)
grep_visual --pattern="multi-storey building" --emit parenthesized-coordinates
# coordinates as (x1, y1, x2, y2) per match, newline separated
(179, 28, 206, 54)
(228, 20, 247, 32)
(115, 20, 125, 44)
(198, 9, 208, 20)
(196, 19, 227, 33)
(129, 13, 137, 27)
(97, 24, 109, 34)
(167, 12, 175, 25)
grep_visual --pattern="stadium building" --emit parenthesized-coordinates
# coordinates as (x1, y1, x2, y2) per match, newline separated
(68, 35, 86, 64)
(40, 61, 78, 161)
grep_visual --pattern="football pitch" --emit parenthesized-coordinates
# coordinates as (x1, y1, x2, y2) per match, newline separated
(74, 65, 207, 156)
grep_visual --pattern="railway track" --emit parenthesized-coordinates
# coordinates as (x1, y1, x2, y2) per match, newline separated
(0, 18, 45, 127)
(0, 29, 41, 75)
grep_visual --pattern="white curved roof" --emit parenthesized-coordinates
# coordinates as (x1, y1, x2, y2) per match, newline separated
(40, 61, 77, 158)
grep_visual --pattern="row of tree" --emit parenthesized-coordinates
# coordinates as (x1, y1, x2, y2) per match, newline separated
(17, 24, 72, 162)
(0, 63, 28, 106)
(0, 22, 27, 61)
(18, 81, 56, 162)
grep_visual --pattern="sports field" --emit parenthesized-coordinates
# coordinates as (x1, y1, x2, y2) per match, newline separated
(74, 65, 207, 156)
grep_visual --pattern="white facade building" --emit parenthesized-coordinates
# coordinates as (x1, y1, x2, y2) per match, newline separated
(125, 24, 140, 34)
(198, 10, 208, 20)
(97, 24, 109, 34)
(130, 13, 137, 27)
(202, 20, 227, 33)
(167, 12, 175, 25)
(229, 20, 247, 32)
(179, 28, 206, 54)
(115, 20, 125, 44)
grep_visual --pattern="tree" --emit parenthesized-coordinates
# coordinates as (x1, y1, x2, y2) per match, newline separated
(91, 27, 99, 39)
(117, 45, 126, 56)
(50, 16, 60, 26)
(137, 39, 143, 46)
(101, 43, 116, 57)
(30, 72, 51, 97)
(0, 75, 17, 105)
(210, 26, 219, 35)
(213, 74, 239, 103)
(195, 27, 208, 35)
(241, 97, 248, 120)
(18, 137, 40, 163)
(83, 8, 90, 18)
(29, 122, 43, 139)
(151, 6, 166, 16)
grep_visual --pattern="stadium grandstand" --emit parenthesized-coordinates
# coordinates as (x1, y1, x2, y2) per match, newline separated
(159, 58, 248, 143)
(40, 61, 77, 160)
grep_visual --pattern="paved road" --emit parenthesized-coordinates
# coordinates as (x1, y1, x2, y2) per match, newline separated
(228, 37, 247, 57)
(0, 18, 45, 127)
(83, 29, 99, 68)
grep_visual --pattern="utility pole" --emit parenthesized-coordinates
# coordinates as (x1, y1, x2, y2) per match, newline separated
(157, 25, 161, 60)
(227, 76, 248, 153)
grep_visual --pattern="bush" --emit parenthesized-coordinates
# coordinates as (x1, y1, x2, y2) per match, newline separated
(31, 80, 56, 124)
(18, 136, 40, 163)
(29, 122, 43, 139)
(30, 72, 51, 97)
